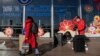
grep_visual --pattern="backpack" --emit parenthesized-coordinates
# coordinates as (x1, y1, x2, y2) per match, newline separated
(31, 23, 38, 34)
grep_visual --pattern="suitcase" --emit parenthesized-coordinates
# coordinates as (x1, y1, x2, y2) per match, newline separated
(73, 35, 85, 52)
(55, 33, 63, 46)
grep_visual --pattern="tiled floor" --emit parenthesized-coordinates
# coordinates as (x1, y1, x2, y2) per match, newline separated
(0, 37, 100, 56)
(42, 38, 100, 56)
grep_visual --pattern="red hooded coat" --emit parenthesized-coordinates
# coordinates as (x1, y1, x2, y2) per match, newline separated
(24, 19, 37, 48)
(73, 19, 86, 35)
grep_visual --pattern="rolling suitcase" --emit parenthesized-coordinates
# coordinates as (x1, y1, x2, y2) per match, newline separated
(73, 35, 85, 52)
(55, 33, 63, 46)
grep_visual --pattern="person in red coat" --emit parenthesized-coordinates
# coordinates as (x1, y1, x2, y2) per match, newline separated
(24, 16, 40, 56)
(73, 16, 86, 35)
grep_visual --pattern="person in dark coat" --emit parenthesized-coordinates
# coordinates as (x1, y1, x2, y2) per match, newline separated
(24, 16, 40, 56)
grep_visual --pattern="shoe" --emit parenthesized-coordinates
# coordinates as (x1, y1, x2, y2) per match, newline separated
(19, 54, 25, 56)
(35, 54, 40, 56)
(19, 51, 25, 56)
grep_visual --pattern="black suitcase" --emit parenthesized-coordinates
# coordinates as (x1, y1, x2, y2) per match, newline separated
(73, 35, 85, 52)
(55, 33, 63, 46)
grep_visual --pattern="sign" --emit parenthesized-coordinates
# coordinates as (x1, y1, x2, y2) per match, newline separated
(17, 0, 32, 5)
(3, 6, 20, 12)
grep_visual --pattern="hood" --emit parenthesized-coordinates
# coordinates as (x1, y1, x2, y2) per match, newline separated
(25, 19, 33, 23)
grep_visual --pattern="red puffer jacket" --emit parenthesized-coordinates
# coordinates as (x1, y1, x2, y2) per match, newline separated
(24, 19, 38, 48)
(73, 19, 86, 35)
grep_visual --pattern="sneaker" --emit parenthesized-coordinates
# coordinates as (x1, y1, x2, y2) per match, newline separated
(35, 54, 40, 56)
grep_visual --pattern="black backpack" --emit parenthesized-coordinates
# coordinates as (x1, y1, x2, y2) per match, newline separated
(31, 23, 38, 34)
